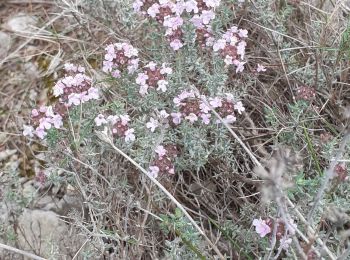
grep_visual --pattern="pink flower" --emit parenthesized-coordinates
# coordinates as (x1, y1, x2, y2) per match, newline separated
(204, 0, 221, 8)
(87, 87, 99, 100)
(102, 60, 113, 73)
(155, 145, 167, 157)
(94, 114, 107, 126)
(159, 110, 169, 119)
(257, 64, 267, 73)
(105, 52, 116, 61)
(64, 63, 77, 72)
(112, 69, 121, 78)
(157, 80, 168, 92)
(201, 10, 215, 24)
(139, 84, 149, 96)
(170, 39, 183, 50)
(233, 60, 245, 73)
(201, 113, 211, 124)
(148, 166, 159, 178)
(213, 39, 226, 52)
(133, 0, 144, 12)
(123, 44, 138, 58)
(252, 218, 271, 238)
(163, 16, 183, 30)
(23, 125, 34, 137)
(120, 115, 130, 126)
(185, 113, 198, 123)
(222, 115, 236, 124)
(35, 127, 47, 139)
(237, 41, 246, 59)
(199, 102, 211, 113)
(39, 117, 52, 130)
(238, 29, 248, 38)
(146, 117, 159, 132)
(107, 115, 119, 124)
(185, 0, 198, 13)
(234, 101, 245, 114)
(280, 237, 292, 250)
(50, 114, 63, 128)
(146, 61, 157, 70)
(224, 55, 233, 65)
(53, 81, 65, 97)
(67, 93, 81, 106)
(160, 63, 172, 74)
(128, 58, 139, 73)
(124, 128, 135, 142)
(31, 109, 39, 117)
(190, 15, 203, 28)
(209, 97, 222, 108)
(136, 73, 149, 85)
(171, 112, 182, 125)
(147, 3, 160, 18)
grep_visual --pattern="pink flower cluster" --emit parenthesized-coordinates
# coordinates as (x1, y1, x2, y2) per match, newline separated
(94, 113, 135, 142)
(23, 105, 63, 139)
(171, 90, 245, 125)
(296, 85, 316, 101)
(53, 63, 99, 106)
(102, 43, 139, 78)
(133, 0, 220, 50)
(213, 26, 248, 73)
(148, 144, 178, 178)
(23, 64, 99, 140)
(136, 62, 172, 95)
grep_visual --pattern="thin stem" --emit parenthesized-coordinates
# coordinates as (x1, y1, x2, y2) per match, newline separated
(0, 242, 47, 260)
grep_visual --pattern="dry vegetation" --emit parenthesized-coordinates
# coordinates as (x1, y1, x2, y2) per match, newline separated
(0, 0, 350, 259)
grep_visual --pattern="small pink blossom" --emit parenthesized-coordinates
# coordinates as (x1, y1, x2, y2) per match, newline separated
(170, 39, 183, 50)
(157, 80, 168, 92)
(209, 97, 223, 108)
(39, 117, 52, 130)
(120, 115, 130, 126)
(201, 113, 211, 124)
(213, 39, 226, 52)
(31, 109, 39, 117)
(146, 61, 157, 71)
(204, 0, 221, 8)
(185, 0, 198, 13)
(146, 117, 159, 132)
(238, 29, 248, 38)
(185, 113, 198, 123)
(139, 84, 149, 96)
(125, 128, 135, 142)
(155, 145, 167, 157)
(35, 127, 47, 139)
(94, 114, 107, 126)
(160, 64, 172, 74)
(147, 3, 160, 18)
(50, 114, 63, 128)
(222, 115, 236, 124)
(257, 64, 267, 73)
(148, 166, 159, 178)
(199, 102, 211, 113)
(136, 73, 149, 85)
(23, 125, 34, 137)
(234, 101, 245, 114)
(201, 10, 215, 24)
(133, 0, 144, 12)
(87, 87, 99, 100)
(233, 60, 245, 73)
(171, 112, 182, 125)
(159, 110, 169, 119)
(252, 218, 271, 238)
